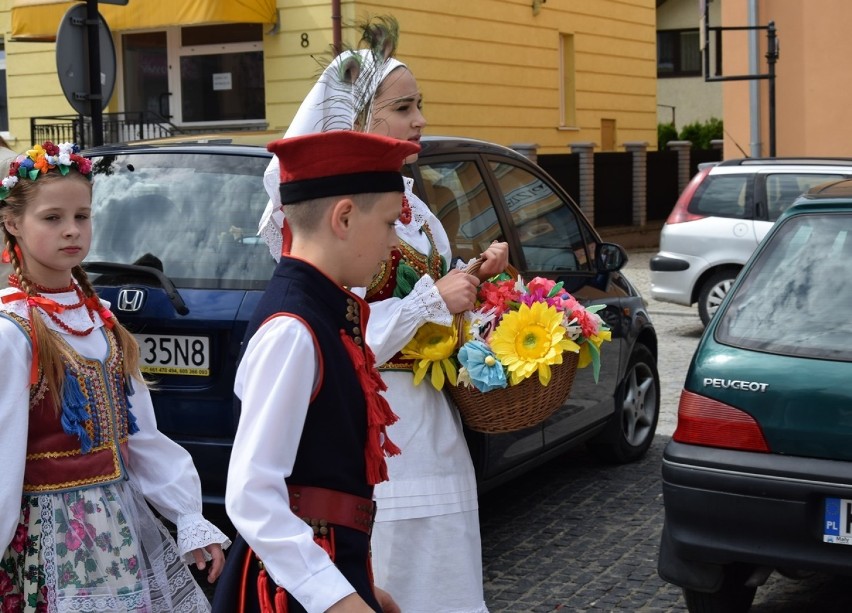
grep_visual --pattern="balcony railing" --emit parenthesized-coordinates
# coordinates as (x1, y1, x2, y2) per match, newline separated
(30, 111, 185, 149)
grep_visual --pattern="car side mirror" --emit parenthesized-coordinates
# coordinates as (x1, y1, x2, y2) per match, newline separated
(596, 242, 628, 272)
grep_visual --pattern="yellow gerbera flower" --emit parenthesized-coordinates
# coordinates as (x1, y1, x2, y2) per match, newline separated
(401, 323, 458, 390)
(490, 302, 579, 386)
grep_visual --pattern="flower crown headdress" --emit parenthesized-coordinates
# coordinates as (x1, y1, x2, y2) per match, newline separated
(0, 141, 93, 200)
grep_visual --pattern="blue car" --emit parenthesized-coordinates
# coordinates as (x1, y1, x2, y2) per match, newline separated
(84, 134, 660, 516)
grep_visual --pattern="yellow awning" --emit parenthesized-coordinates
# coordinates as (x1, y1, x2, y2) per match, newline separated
(11, 0, 279, 42)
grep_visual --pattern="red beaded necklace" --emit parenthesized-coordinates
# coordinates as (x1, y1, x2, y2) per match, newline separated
(399, 194, 412, 225)
(8, 274, 95, 336)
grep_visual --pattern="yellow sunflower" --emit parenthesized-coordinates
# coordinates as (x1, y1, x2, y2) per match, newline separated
(401, 323, 458, 390)
(490, 302, 579, 386)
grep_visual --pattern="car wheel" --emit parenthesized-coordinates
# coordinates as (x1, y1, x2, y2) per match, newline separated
(698, 270, 738, 326)
(590, 344, 659, 463)
(682, 568, 757, 613)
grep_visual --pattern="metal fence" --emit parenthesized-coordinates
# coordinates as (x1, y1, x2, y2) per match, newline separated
(30, 111, 184, 149)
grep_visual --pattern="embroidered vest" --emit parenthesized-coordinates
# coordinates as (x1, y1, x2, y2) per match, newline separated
(0, 313, 137, 495)
(365, 223, 446, 371)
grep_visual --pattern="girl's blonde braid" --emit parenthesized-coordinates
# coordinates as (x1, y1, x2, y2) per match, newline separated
(4, 233, 70, 410)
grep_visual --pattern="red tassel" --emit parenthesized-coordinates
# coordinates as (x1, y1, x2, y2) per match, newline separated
(257, 567, 275, 613)
(274, 587, 288, 613)
(314, 527, 336, 561)
(339, 332, 400, 484)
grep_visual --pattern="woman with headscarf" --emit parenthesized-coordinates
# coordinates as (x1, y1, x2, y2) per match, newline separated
(257, 18, 507, 613)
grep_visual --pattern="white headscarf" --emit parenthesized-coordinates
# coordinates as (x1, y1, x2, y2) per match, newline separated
(259, 50, 406, 261)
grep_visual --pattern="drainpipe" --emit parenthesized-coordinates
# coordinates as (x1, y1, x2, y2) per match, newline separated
(748, 0, 762, 157)
(332, 0, 342, 56)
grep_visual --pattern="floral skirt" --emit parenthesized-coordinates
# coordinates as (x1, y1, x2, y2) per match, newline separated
(0, 481, 211, 613)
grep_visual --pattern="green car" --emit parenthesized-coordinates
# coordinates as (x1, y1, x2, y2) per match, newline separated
(658, 179, 852, 612)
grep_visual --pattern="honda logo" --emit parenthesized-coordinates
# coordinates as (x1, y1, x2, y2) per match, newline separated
(117, 288, 146, 312)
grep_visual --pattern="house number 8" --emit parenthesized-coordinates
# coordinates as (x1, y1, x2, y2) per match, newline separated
(300, 33, 310, 48)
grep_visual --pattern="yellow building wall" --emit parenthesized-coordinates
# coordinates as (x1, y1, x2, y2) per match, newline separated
(722, 0, 852, 158)
(268, 0, 658, 153)
(1, 0, 657, 153)
(0, 2, 71, 149)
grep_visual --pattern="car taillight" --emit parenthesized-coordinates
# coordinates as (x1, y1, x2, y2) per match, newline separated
(664, 166, 712, 224)
(673, 389, 770, 452)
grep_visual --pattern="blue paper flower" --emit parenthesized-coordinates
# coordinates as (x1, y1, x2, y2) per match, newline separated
(458, 340, 508, 392)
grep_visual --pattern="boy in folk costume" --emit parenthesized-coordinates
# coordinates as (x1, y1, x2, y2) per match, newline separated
(258, 18, 507, 612)
(213, 130, 418, 613)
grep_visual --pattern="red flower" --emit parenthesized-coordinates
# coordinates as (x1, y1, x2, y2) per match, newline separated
(478, 279, 520, 316)
(71, 154, 92, 176)
(8, 161, 19, 176)
(10, 522, 27, 553)
(0, 571, 13, 595)
(2, 593, 23, 613)
(43, 141, 60, 156)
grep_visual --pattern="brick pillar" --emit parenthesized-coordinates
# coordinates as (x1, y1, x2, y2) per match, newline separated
(624, 141, 648, 227)
(510, 143, 539, 165)
(570, 141, 596, 221)
(667, 140, 693, 195)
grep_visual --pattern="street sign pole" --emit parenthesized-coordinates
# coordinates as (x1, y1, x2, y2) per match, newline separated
(86, 0, 104, 146)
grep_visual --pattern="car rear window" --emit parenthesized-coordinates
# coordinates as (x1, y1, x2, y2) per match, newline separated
(688, 173, 753, 219)
(764, 173, 844, 220)
(86, 151, 275, 290)
(716, 212, 852, 361)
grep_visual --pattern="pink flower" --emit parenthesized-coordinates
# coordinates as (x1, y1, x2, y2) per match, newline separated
(65, 519, 96, 551)
(527, 277, 556, 295)
(69, 499, 87, 519)
(571, 307, 600, 338)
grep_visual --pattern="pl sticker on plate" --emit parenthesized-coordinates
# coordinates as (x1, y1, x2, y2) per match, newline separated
(824, 497, 852, 545)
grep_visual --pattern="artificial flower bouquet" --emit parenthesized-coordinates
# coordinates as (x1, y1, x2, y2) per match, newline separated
(401, 269, 612, 433)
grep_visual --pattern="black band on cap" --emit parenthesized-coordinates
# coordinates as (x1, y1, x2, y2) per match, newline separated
(279, 171, 403, 205)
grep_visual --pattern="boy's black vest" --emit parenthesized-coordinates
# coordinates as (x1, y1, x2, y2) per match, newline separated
(214, 256, 380, 613)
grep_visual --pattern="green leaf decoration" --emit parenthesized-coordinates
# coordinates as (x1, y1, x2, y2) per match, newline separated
(587, 341, 601, 383)
(59, 165, 70, 176)
(27, 169, 39, 181)
(393, 261, 420, 298)
(547, 281, 565, 298)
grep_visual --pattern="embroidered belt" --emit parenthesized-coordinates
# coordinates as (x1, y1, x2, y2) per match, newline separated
(378, 350, 415, 372)
(288, 485, 375, 535)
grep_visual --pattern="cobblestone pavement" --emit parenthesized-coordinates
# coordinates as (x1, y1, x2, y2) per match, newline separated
(477, 249, 852, 612)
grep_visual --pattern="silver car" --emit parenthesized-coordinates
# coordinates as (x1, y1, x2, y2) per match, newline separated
(650, 158, 852, 325)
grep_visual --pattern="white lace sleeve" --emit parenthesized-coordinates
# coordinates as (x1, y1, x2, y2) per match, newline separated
(410, 275, 452, 326)
(364, 275, 452, 366)
(175, 512, 232, 563)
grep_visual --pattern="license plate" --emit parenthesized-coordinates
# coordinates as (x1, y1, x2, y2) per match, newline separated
(824, 497, 852, 544)
(135, 334, 210, 376)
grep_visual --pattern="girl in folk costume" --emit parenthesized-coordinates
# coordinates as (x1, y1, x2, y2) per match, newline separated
(258, 19, 508, 613)
(0, 142, 229, 612)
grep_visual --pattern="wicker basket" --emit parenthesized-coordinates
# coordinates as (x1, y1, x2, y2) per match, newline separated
(446, 259, 580, 434)
(448, 351, 579, 434)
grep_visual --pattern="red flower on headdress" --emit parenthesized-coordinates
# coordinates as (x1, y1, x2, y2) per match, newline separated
(43, 141, 60, 156)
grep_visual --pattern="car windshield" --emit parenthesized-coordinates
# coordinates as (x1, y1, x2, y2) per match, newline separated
(716, 211, 852, 361)
(86, 151, 275, 289)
